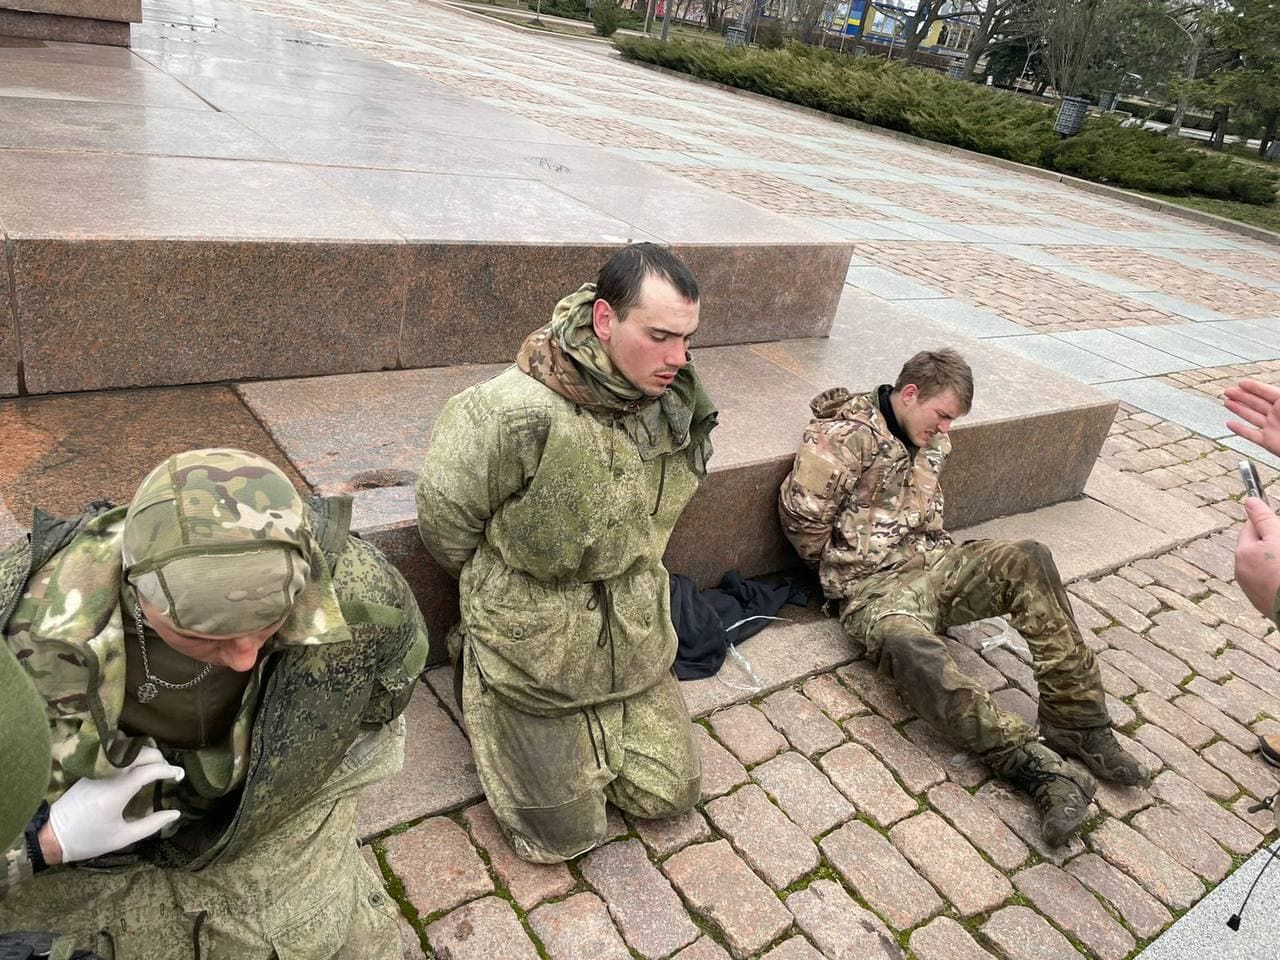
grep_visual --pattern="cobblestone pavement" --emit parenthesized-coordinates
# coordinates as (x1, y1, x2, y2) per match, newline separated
(217, 2, 1280, 957)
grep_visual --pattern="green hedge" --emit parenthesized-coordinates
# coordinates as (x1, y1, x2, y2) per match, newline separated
(615, 38, 1278, 205)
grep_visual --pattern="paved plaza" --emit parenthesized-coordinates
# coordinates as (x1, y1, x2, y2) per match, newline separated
(6, 1, 1280, 958)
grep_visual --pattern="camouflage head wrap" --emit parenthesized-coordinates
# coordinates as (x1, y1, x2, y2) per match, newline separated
(122, 449, 344, 644)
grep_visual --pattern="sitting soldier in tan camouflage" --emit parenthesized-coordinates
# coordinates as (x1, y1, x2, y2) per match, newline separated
(777, 348, 1149, 847)
(0, 448, 429, 959)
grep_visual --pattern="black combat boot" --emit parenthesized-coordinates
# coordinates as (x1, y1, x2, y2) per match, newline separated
(989, 740, 1096, 847)
(1040, 721, 1152, 787)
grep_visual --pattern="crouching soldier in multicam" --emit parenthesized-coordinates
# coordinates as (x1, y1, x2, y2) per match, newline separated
(778, 349, 1149, 846)
(0, 449, 428, 959)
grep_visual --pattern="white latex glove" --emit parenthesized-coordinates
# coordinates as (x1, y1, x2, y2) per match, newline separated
(48, 746, 185, 863)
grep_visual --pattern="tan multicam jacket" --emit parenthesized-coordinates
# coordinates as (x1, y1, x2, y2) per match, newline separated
(778, 388, 951, 599)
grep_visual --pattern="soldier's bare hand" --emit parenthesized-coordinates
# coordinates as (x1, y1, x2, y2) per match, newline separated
(1236, 497, 1280, 620)
(1225, 379, 1280, 457)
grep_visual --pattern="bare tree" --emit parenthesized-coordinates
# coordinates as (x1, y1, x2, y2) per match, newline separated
(961, 0, 1029, 79)
(867, 0, 986, 58)
(1028, 0, 1124, 97)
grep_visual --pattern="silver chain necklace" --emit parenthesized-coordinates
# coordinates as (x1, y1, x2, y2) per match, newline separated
(133, 604, 214, 704)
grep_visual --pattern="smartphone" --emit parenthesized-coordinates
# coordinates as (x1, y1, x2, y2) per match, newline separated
(1238, 459, 1268, 503)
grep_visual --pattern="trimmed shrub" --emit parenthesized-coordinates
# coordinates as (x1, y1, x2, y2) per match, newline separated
(613, 37, 1278, 205)
(591, 0, 622, 36)
(756, 21, 786, 50)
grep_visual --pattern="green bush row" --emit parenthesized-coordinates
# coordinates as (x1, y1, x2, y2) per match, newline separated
(614, 38, 1278, 205)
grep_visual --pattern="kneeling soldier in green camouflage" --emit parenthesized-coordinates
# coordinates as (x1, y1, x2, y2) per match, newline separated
(417, 243, 716, 863)
(778, 349, 1148, 846)
(1, 448, 428, 958)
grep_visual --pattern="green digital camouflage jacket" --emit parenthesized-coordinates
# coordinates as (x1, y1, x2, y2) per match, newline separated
(0, 497, 428, 892)
(417, 366, 711, 716)
(778, 388, 952, 599)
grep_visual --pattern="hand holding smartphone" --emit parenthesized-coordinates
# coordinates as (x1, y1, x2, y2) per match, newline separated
(1238, 459, 1269, 504)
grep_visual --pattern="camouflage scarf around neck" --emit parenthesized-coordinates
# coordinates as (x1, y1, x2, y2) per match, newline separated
(516, 283, 717, 473)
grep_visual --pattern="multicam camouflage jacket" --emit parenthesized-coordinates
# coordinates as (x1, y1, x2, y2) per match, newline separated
(417, 366, 711, 716)
(1, 497, 428, 892)
(778, 388, 952, 599)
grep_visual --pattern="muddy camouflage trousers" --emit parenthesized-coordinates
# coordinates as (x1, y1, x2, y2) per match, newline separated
(463, 654, 701, 863)
(0, 723, 405, 960)
(840, 539, 1110, 757)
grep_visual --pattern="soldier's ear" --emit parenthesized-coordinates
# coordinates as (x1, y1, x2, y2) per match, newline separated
(593, 299, 615, 343)
(900, 384, 920, 404)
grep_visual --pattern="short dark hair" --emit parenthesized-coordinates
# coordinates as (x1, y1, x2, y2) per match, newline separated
(596, 243, 699, 320)
(895, 348, 974, 412)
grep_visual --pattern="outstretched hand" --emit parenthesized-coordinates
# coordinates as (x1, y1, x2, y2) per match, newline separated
(1224, 379, 1280, 457)
(1236, 497, 1280, 621)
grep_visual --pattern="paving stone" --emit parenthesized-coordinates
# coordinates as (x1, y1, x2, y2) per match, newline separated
(944, 635, 1009, 691)
(836, 660, 913, 723)
(1135, 723, 1237, 799)
(1013, 863, 1135, 960)
(529, 893, 632, 960)
(801, 672, 868, 721)
(1097, 648, 1181, 699)
(358, 684, 481, 837)
(399, 916, 427, 960)
(694, 726, 750, 801)
(708, 704, 790, 766)
(1151, 770, 1265, 855)
(1175, 537, 1237, 582)
(1147, 611, 1232, 681)
(819, 742, 918, 826)
(630, 807, 712, 858)
(980, 646, 1037, 697)
(1117, 564, 1155, 588)
(1070, 581, 1151, 633)
(462, 803, 574, 911)
(1145, 584, 1220, 626)
(992, 687, 1038, 727)
(1173, 692, 1258, 751)
(581, 839, 700, 959)
(1231, 794, 1277, 835)
(1069, 594, 1113, 634)
(1067, 852, 1172, 940)
(1132, 692, 1214, 749)
(1098, 574, 1162, 616)
(981, 905, 1080, 960)
(1131, 805, 1232, 882)
(1219, 648, 1280, 702)
(671, 938, 732, 960)
(1202, 739, 1279, 799)
(845, 714, 946, 793)
(426, 897, 539, 960)
(1202, 589, 1273, 638)
(926, 781, 1029, 870)
(1221, 676, 1280, 721)
(662, 840, 793, 960)
(819, 819, 942, 929)
(1101, 626, 1195, 684)
(1094, 780, 1155, 819)
(903, 719, 990, 788)
(705, 784, 819, 889)
(1221, 623, 1280, 667)
(751, 751, 855, 837)
(1099, 658, 1139, 698)
(1106, 694, 1136, 728)
(383, 817, 493, 919)
(1185, 676, 1265, 725)
(907, 916, 996, 960)
(761, 688, 846, 756)
(975, 780, 1085, 864)
(759, 937, 824, 960)
(1085, 819, 1205, 909)
(890, 811, 1012, 917)
(785, 878, 904, 960)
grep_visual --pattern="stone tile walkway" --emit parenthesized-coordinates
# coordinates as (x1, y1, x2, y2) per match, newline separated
(135, 1, 1280, 956)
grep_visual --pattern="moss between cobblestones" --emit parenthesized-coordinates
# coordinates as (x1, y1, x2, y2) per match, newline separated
(372, 843, 432, 957)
